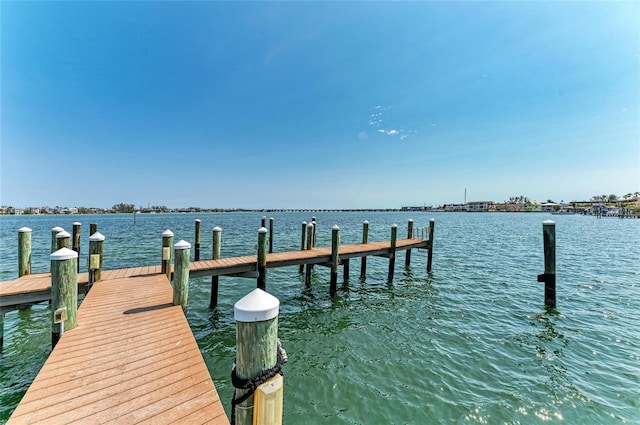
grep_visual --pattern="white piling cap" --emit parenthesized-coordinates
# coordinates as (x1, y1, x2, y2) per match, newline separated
(162, 229, 174, 237)
(234, 288, 280, 322)
(543, 220, 555, 225)
(174, 240, 191, 249)
(430, 218, 435, 223)
(363, 220, 369, 224)
(50, 247, 78, 261)
(408, 219, 414, 223)
(56, 230, 71, 238)
(52, 226, 64, 232)
(392, 223, 398, 228)
(89, 232, 105, 241)
(307, 222, 314, 228)
(258, 227, 268, 233)
(195, 219, 201, 222)
(302, 221, 307, 225)
(18, 227, 32, 233)
(332, 224, 339, 230)
(73, 222, 81, 226)
(213, 226, 222, 232)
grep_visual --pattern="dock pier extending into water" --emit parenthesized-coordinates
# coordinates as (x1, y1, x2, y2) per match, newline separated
(0, 218, 434, 424)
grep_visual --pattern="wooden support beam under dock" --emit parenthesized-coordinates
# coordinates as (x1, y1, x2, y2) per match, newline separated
(7, 273, 229, 424)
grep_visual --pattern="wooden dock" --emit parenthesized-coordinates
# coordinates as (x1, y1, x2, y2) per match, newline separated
(6, 273, 229, 424)
(2, 236, 430, 423)
(1, 238, 429, 313)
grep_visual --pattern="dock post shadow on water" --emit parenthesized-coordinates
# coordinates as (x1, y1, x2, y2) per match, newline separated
(231, 288, 284, 425)
(537, 220, 556, 308)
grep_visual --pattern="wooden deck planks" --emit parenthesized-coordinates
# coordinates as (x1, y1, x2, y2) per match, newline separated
(7, 274, 229, 425)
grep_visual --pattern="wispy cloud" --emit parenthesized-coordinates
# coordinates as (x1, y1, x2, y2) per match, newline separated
(363, 105, 418, 141)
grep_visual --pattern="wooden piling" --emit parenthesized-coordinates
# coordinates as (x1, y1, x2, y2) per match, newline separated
(90, 223, 97, 236)
(161, 229, 174, 281)
(388, 224, 398, 282)
(305, 222, 314, 286)
(210, 226, 222, 309)
(330, 225, 340, 297)
(311, 216, 317, 248)
(299, 221, 307, 274)
(538, 220, 556, 308)
(51, 247, 78, 348)
(88, 232, 105, 285)
(172, 240, 191, 312)
(233, 289, 281, 425)
(405, 219, 414, 267)
(257, 227, 268, 290)
(269, 217, 274, 254)
(261, 216, 267, 228)
(72, 222, 81, 272)
(51, 226, 63, 253)
(18, 227, 32, 277)
(427, 219, 435, 272)
(56, 230, 71, 250)
(194, 219, 201, 261)
(0, 314, 3, 351)
(360, 221, 369, 279)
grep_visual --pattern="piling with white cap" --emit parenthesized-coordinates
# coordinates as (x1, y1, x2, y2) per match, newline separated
(299, 221, 307, 274)
(388, 224, 398, 282)
(232, 289, 281, 425)
(161, 229, 174, 281)
(257, 227, 268, 290)
(361, 220, 369, 280)
(305, 222, 314, 286)
(88, 232, 105, 285)
(330, 224, 340, 296)
(51, 226, 64, 253)
(427, 218, 435, 273)
(56, 230, 71, 250)
(51, 247, 78, 348)
(210, 226, 222, 309)
(18, 227, 32, 277)
(405, 219, 414, 267)
(172, 240, 191, 312)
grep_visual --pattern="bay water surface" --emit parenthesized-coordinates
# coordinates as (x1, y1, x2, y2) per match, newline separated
(0, 212, 638, 424)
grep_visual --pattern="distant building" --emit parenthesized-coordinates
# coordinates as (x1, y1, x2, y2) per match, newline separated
(466, 201, 494, 212)
(540, 203, 559, 213)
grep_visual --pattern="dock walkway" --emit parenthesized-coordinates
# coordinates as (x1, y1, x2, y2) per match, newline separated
(7, 273, 229, 424)
(1, 238, 429, 313)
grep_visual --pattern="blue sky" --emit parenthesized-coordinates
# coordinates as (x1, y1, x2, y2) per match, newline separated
(2, 1, 638, 209)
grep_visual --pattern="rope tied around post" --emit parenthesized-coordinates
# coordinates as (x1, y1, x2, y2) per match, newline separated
(230, 339, 288, 425)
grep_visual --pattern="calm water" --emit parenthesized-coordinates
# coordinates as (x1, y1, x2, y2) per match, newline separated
(0, 212, 638, 424)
